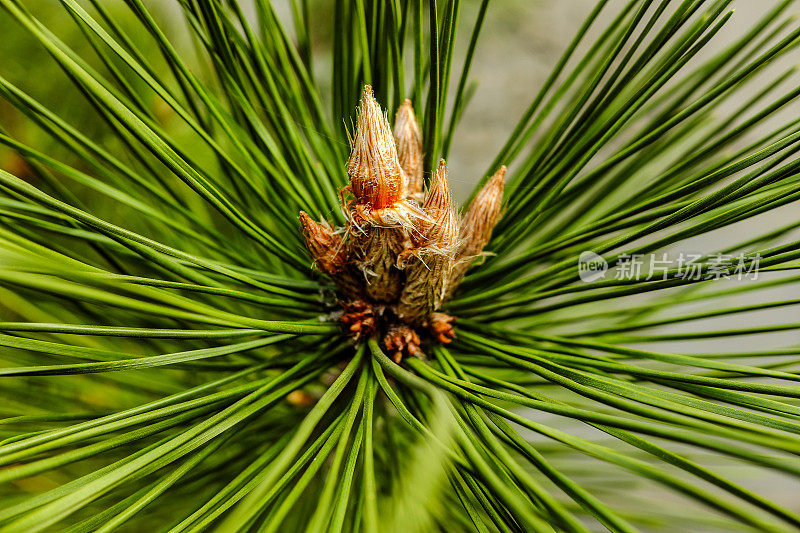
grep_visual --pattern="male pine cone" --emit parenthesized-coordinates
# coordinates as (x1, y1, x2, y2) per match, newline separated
(299, 85, 505, 360)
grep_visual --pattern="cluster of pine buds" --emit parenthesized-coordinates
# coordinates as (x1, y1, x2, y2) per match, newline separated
(300, 86, 505, 361)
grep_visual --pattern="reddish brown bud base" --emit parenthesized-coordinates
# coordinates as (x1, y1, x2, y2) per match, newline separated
(300, 86, 504, 361)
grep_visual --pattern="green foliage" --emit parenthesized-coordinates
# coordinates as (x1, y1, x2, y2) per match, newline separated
(0, 0, 799, 531)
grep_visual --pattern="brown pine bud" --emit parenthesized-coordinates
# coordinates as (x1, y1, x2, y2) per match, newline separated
(384, 324, 421, 363)
(396, 160, 459, 324)
(298, 87, 496, 355)
(347, 85, 405, 209)
(448, 166, 506, 292)
(349, 225, 406, 303)
(393, 99, 423, 200)
(418, 159, 459, 249)
(299, 211, 362, 297)
(429, 312, 456, 344)
(339, 300, 377, 340)
(397, 248, 456, 325)
(460, 166, 506, 254)
(299, 211, 346, 275)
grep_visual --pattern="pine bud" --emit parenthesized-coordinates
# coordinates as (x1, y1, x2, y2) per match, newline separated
(461, 166, 506, 254)
(449, 166, 505, 291)
(393, 99, 423, 200)
(396, 160, 459, 324)
(299, 211, 362, 297)
(298, 87, 500, 356)
(299, 211, 347, 275)
(339, 299, 376, 340)
(347, 85, 405, 209)
(416, 159, 459, 249)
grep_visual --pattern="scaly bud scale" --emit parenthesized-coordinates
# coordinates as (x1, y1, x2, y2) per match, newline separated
(347, 86, 405, 209)
(299, 211, 362, 298)
(397, 160, 459, 325)
(449, 166, 506, 293)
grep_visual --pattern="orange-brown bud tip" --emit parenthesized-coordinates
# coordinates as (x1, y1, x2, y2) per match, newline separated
(424, 160, 450, 204)
(394, 99, 423, 198)
(460, 166, 505, 255)
(491, 165, 507, 189)
(420, 159, 459, 247)
(299, 211, 347, 275)
(347, 86, 405, 209)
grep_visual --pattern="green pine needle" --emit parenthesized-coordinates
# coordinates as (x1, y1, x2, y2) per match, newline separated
(0, 1, 799, 531)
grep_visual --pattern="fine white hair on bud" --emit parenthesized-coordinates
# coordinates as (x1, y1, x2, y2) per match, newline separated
(349, 226, 406, 303)
(299, 86, 505, 360)
(448, 166, 506, 293)
(347, 85, 405, 209)
(298, 211, 346, 276)
(396, 159, 460, 325)
(460, 165, 506, 254)
(420, 159, 459, 251)
(393, 99, 423, 200)
(299, 211, 362, 298)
